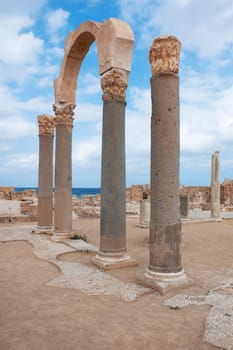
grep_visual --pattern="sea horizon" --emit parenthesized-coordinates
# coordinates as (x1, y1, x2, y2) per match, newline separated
(14, 187, 101, 198)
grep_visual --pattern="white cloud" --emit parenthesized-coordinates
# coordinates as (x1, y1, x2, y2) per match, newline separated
(0, 84, 51, 140)
(119, 0, 233, 58)
(74, 102, 102, 122)
(73, 136, 101, 165)
(0, 0, 47, 15)
(78, 73, 101, 96)
(0, 15, 44, 65)
(46, 8, 70, 44)
(0, 117, 36, 139)
(19, 96, 53, 113)
(6, 153, 38, 169)
(180, 69, 233, 153)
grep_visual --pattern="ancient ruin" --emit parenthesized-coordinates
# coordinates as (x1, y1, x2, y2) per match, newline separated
(138, 199, 150, 228)
(33, 20, 232, 290)
(210, 151, 220, 219)
(140, 36, 189, 292)
(36, 115, 55, 233)
(35, 18, 136, 267)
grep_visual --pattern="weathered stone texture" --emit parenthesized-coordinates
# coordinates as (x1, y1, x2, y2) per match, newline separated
(211, 151, 220, 218)
(180, 195, 189, 218)
(126, 184, 150, 201)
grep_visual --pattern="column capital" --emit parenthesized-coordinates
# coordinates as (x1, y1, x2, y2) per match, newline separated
(149, 35, 181, 75)
(101, 68, 128, 102)
(37, 115, 55, 135)
(53, 102, 75, 126)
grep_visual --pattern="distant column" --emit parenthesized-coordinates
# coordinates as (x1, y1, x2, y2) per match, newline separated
(51, 102, 75, 242)
(210, 151, 220, 219)
(180, 195, 189, 219)
(141, 36, 189, 293)
(92, 68, 136, 269)
(37, 115, 54, 233)
(138, 199, 150, 228)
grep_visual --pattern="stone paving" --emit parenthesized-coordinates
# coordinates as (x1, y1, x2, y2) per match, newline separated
(164, 281, 233, 349)
(188, 209, 233, 221)
(0, 224, 151, 302)
(1, 224, 233, 348)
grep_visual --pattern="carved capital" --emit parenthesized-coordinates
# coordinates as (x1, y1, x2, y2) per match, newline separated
(101, 68, 128, 101)
(149, 36, 181, 75)
(38, 115, 55, 135)
(53, 103, 76, 126)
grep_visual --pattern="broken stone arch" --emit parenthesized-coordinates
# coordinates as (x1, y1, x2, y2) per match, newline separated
(38, 18, 135, 268)
(54, 18, 134, 104)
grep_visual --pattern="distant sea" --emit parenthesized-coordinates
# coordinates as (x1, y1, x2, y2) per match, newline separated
(15, 187, 101, 199)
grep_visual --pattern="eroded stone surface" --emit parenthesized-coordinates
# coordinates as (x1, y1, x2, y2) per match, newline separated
(38, 115, 55, 135)
(0, 225, 151, 302)
(149, 35, 181, 75)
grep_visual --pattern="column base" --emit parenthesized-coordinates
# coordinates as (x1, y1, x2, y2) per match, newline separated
(139, 268, 191, 295)
(50, 232, 71, 242)
(137, 223, 149, 228)
(210, 216, 222, 222)
(92, 251, 137, 270)
(33, 226, 53, 235)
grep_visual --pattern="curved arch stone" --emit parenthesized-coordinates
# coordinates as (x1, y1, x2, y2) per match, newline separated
(54, 18, 134, 104)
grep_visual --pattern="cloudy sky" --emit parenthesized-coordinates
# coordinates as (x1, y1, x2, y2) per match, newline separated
(0, 0, 232, 187)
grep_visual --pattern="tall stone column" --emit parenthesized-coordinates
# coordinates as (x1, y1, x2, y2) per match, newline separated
(141, 36, 189, 293)
(92, 68, 136, 269)
(37, 115, 55, 233)
(210, 151, 220, 219)
(51, 102, 75, 242)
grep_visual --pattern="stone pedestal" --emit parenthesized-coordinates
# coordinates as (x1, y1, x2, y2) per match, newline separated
(36, 115, 54, 234)
(140, 36, 189, 293)
(210, 151, 221, 220)
(92, 68, 136, 269)
(138, 199, 150, 228)
(51, 102, 75, 242)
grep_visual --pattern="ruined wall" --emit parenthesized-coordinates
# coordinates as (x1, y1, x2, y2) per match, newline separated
(125, 184, 150, 201)
(179, 179, 233, 210)
(126, 180, 233, 211)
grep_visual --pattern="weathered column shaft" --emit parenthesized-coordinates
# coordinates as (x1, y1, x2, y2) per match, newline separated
(100, 99, 126, 253)
(139, 199, 150, 228)
(93, 68, 136, 269)
(141, 36, 189, 293)
(150, 72, 182, 273)
(52, 103, 75, 241)
(211, 151, 220, 218)
(37, 115, 54, 231)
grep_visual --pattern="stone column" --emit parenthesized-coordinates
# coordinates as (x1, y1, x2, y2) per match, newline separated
(36, 115, 55, 233)
(210, 151, 221, 219)
(180, 195, 189, 219)
(138, 199, 150, 228)
(51, 102, 75, 242)
(141, 36, 189, 293)
(92, 68, 136, 269)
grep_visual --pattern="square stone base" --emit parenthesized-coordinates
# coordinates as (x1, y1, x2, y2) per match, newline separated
(139, 268, 191, 295)
(50, 232, 71, 242)
(92, 253, 137, 270)
(137, 223, 149, 228)
(33, 226, 53, 235)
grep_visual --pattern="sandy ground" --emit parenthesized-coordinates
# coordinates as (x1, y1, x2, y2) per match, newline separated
(1, 218, 233, 350)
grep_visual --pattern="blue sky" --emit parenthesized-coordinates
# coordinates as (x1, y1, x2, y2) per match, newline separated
(0, 0, 233, 187)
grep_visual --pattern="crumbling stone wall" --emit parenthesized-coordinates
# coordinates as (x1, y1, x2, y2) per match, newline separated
(126, 184, 150, 201)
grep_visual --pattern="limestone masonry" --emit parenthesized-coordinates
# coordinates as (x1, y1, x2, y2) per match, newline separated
(1, 179, 233, 223)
